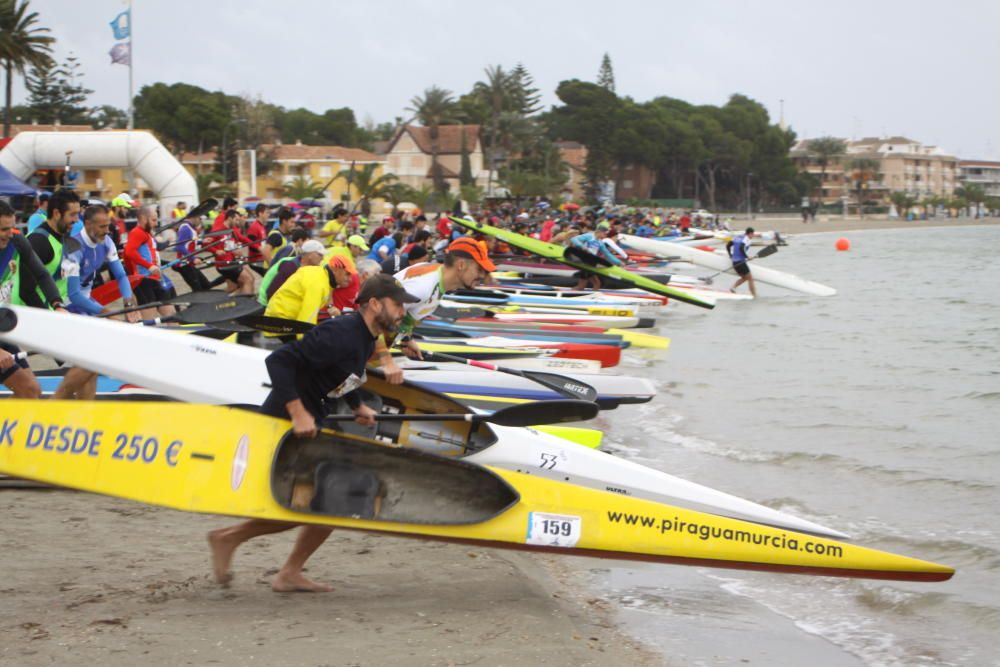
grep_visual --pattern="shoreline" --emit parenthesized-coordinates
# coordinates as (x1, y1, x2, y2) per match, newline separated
(0, 490, 660, 666)
(735, 215, 1000, 236)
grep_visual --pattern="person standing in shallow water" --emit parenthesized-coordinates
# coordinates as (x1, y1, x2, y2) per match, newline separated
(728, 227, 757, 298)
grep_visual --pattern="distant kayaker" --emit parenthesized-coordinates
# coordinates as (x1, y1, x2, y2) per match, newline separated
(207, 274, 420, 593)
(728, 227, 757, 297)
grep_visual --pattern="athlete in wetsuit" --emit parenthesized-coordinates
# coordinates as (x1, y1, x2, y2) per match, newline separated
(0, 200, 67, 398)
(55, 204, 141, 399)
(207, 274, 420, 593)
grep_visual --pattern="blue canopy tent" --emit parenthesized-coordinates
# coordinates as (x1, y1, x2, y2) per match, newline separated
(0, 162, 36, 197)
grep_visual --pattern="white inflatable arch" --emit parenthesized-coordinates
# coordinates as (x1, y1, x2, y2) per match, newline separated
(0, 130, 197, 219)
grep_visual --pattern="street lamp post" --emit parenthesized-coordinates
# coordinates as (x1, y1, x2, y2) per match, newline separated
(221, 118, 247, 184)
(746, 172, 753, 220)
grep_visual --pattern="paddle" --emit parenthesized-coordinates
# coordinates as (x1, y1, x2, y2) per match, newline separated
(700, 244, 779, 283)
(422, 350, 598, 402)
(235, 313, 314, 335)
(323, 399, 599, 428)
(98, 290, 237, 318)
(139, 296, 263, 326)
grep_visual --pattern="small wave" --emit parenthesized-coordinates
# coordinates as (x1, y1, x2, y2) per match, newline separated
(955, 391, 1000, 401)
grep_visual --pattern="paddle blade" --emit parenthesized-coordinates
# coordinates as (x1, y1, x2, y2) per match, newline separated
(237, 314, 314, 335)
(485, 399, 599, 427)
(756, 244, 779, 259)
(174, 296, 264, 324)
(521, 370, 598, 402)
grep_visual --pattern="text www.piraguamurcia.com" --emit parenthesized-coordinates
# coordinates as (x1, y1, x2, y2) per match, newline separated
(606, 511, 844, 558)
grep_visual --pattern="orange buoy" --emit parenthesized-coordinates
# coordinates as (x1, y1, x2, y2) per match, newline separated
(836, 238, 850, 251)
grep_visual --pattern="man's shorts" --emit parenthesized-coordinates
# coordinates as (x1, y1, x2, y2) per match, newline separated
(217, 266, 244, 283)
(733, 261, 751, 277)
(133, 277, 178, 305)
(0, 340, 29, 384)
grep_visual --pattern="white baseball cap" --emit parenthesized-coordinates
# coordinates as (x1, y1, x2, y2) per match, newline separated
(300, 240, 326, 255)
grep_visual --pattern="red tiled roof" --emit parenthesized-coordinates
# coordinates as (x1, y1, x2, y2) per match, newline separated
(390, 124, 481, 155)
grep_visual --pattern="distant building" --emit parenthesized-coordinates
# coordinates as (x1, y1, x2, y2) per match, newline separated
(382, 124, 489, 192)
(790, 136, 958, 205)
(555, 141, 587, 202)
(181, 141, 385, 206)
(614, 163, 657, 201)
(958, 160, 1000, 197)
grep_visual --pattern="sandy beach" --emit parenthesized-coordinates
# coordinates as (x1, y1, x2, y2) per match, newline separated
(0, 487, 657, 667)
(5, 217, 993, 666)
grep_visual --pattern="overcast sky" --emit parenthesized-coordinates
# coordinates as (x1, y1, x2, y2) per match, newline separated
(15, 0, 1000, 158)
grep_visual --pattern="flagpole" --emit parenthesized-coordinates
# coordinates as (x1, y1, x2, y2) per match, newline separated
(127, 0, 134, 130)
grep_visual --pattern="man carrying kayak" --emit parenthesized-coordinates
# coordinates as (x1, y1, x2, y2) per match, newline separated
(207, 273, 420, 592)
(0, 200, 68, 398)
(728, 227, 757, 297)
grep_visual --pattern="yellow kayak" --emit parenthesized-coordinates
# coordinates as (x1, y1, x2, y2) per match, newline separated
(0, 400, 954, 582)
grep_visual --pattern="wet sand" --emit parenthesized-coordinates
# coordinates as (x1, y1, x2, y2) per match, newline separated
(0, 488, 657, 667)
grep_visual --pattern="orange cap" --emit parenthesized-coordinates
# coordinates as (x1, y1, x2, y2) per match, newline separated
(328, 254, 355, 274)
(447, 237, 495, 272)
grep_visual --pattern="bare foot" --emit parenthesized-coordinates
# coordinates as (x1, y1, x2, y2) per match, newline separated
(271, 570, 333, 593)
(207, 529, 237, 586)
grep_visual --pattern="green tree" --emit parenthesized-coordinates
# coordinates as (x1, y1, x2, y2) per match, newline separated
(808, 136, 847, 203)
(549, 80, 621, 202)
(956, 183, 986, 218)
(194, 171, 231, 199)
(402, 183, 436, 211)
(459, 183, 484, 209)
(509, 62, 542, 116)
(25, 52, 92, 124)
(336, 163, 397, 216)
(847, 158, 880, 219)
(0, 0, 54, 137)
(597, 53, 615, 93)
(407, 85, 458, 195)
(889, 191, 916, 220)
(134, 82, 234, 152)
(283, 175, 325, 200)
(90, 104, 127, 129)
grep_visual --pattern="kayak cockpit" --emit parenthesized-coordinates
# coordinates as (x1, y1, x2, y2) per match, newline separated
(271, 430, 518, 525)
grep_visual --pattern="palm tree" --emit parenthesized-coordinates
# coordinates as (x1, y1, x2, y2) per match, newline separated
(407, 86, 458, 195)
(336, 163, 397, 216)
(283, 175, 324, 200)
(473, 65, 513, 196)
(194, 172, 231, 200)
(847, 158, 880, 219)
(0, 0, 54, 137)
(808, 136, 847, 205)
(404, 184, 435, 211)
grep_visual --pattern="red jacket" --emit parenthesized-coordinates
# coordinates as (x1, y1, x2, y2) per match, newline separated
(123, 226, 158, 276)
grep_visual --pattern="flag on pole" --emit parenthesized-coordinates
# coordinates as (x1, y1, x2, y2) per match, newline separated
(109, 42, 131, 66)
(110, 10, 130, 40)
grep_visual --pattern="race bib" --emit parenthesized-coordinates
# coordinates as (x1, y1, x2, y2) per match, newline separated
(0, 276, 12, 305)
(526, 512, 582, 548)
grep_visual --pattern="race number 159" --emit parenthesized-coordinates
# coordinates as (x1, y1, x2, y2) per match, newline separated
(526, 512, 582, 548)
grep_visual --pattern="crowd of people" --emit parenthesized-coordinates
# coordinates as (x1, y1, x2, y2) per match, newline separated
(1, 188, 758, 591)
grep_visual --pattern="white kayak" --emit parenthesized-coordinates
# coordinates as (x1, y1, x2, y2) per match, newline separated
(0, 305, 846, 538)
(620, 234, 837, 297)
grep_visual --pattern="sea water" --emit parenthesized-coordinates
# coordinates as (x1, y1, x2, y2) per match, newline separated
(597, 225, 1000, 666)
